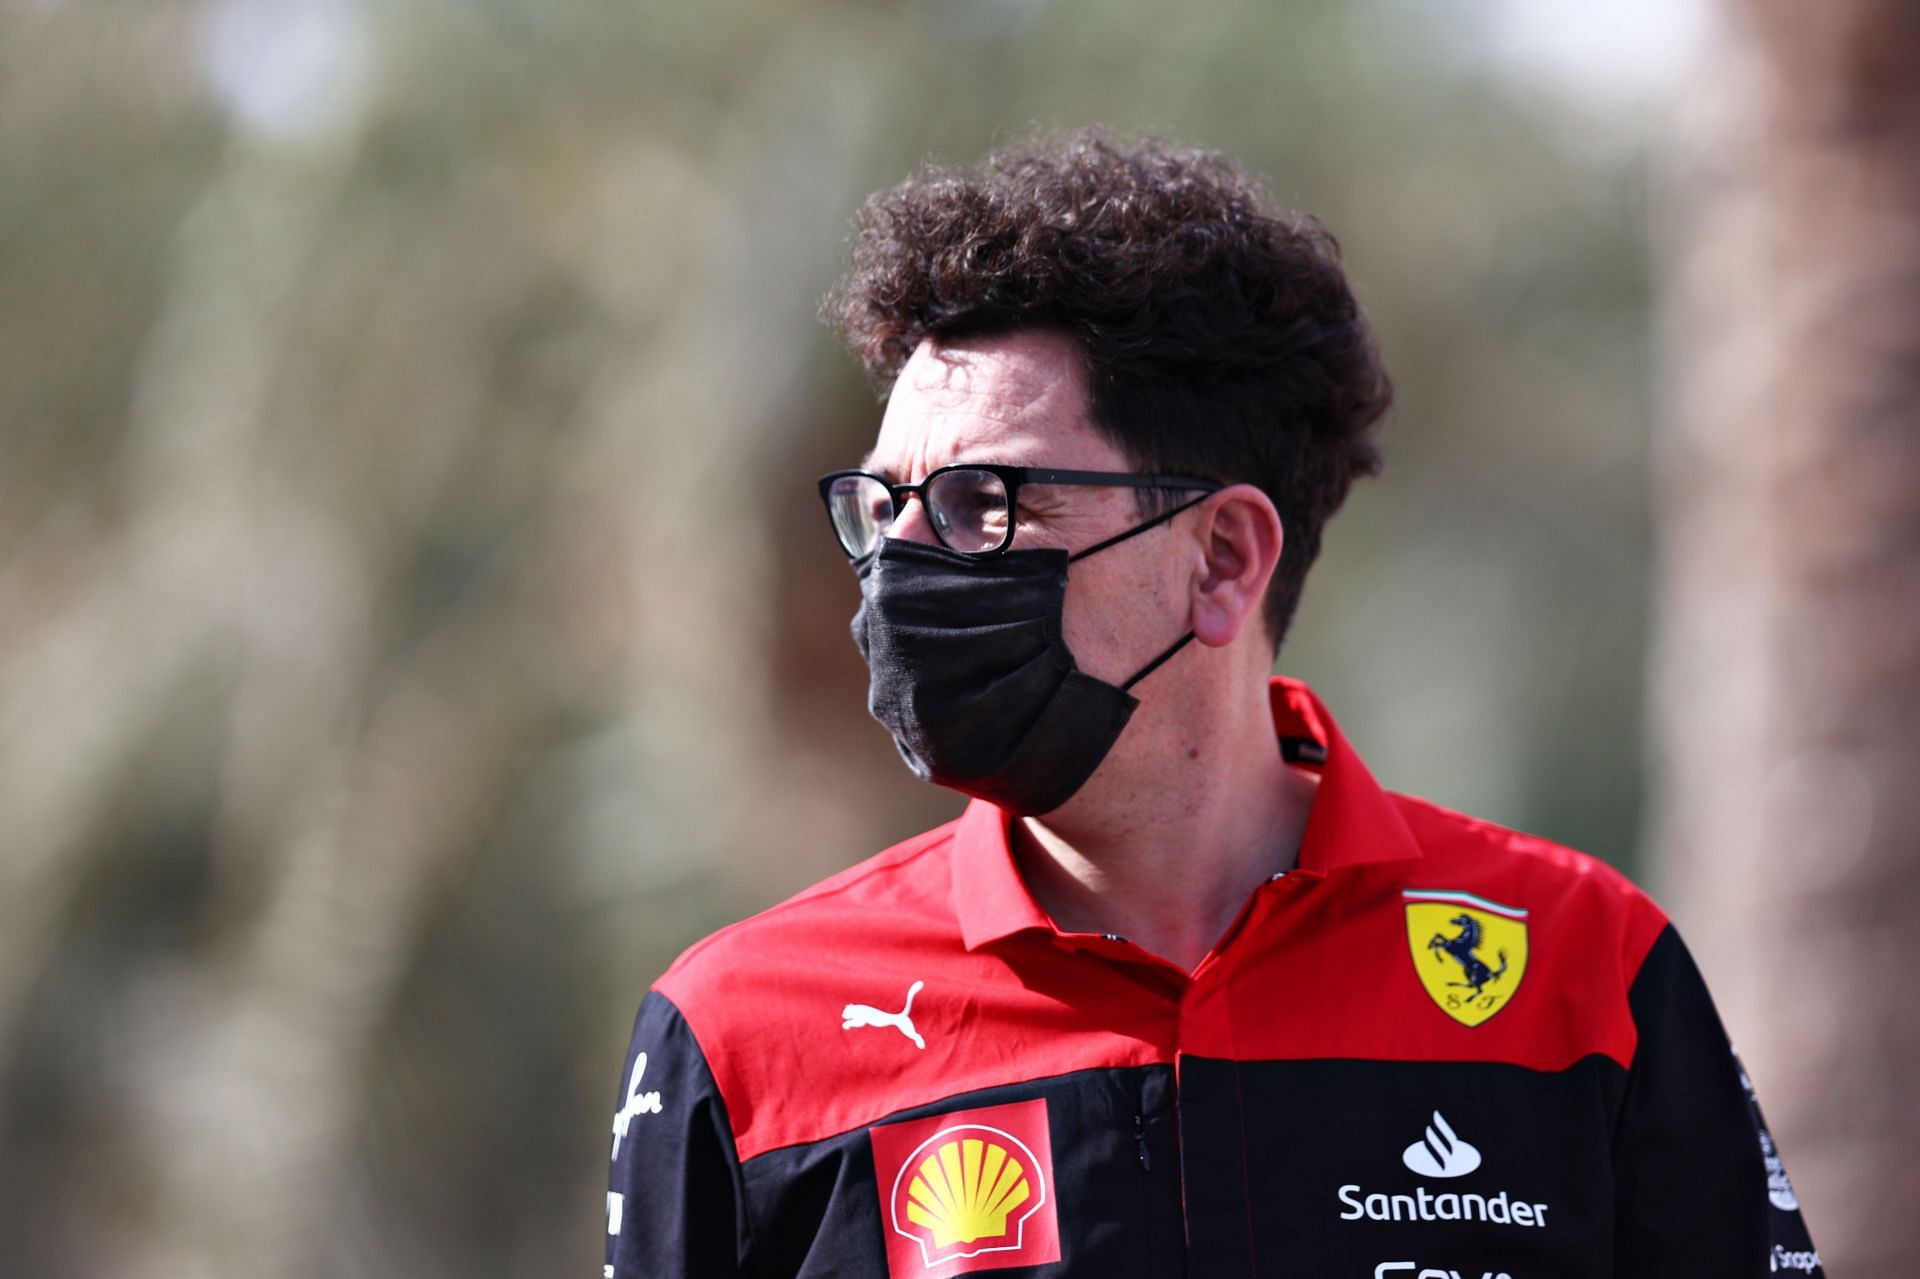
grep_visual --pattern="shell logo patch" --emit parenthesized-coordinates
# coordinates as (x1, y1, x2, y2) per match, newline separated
(1405, 889, 1529, 1027)
(869, 1097, 1061, 1274)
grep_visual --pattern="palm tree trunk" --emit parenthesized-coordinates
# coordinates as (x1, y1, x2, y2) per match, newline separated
(1649, 3, 1920, 1274)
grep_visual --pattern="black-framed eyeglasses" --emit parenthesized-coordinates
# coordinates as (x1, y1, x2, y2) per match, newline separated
(817, 463, 1223, 560)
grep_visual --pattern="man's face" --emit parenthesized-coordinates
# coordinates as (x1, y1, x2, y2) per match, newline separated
(862, 329, 1194, 690)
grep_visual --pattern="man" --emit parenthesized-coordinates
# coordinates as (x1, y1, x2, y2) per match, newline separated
(604, 131, 1822, 1278)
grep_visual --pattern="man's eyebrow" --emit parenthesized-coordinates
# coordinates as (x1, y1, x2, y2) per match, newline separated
(855, 450, 892, 481)
(855, 456, 1051, 483)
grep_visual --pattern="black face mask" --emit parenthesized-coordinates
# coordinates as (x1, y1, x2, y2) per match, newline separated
(849, 508, 1199, 816)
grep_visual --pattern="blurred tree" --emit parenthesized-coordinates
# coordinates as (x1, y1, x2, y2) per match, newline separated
(1650, 1, 1920, 1273)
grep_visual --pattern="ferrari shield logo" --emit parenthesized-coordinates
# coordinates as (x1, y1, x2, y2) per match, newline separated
(1404, 890, 1528, 1027)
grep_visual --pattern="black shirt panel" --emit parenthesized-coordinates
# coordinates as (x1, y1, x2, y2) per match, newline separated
(605, 992, 747, 1279)
(1220, 1055, 1626, 1278)
(737, 1065, 1187, 1279)
(1612, 924, 1826, 1278)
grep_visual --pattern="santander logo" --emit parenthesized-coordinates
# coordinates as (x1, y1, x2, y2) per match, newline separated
(1339, 1110, 1551, 1232)
(1401, 1112, 1481, 1178)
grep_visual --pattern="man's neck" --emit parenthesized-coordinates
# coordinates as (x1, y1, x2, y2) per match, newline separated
(1010, 675, 1319, 974)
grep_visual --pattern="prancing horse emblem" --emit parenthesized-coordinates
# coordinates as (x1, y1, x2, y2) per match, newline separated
(842, 980, 927, 1049)
(1403, 890, 1530, 1028)
(1428, 913, 1509, 997)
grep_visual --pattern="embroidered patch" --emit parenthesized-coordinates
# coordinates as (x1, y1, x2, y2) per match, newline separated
(868, 1097, 1062, 1275)
(1404, 889, 1530, 1027)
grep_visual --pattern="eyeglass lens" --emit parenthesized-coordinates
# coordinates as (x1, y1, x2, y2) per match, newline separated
(825, 475, 890, 558)
(825, 469, 1012, 557)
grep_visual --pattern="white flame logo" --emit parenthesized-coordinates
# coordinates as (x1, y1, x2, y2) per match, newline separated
(1401, 1111, 1482, 1178)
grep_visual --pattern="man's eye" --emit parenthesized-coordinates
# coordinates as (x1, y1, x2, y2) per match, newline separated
(948, 490, 1007, 533)
(950, 490, 992, 519)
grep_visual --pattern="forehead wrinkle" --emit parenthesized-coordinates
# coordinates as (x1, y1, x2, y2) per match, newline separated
(867, 332, 1114, 481)
(923, 334, 1085, 424)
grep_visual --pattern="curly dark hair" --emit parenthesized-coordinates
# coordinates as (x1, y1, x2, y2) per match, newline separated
(824, 129, 1391, 652)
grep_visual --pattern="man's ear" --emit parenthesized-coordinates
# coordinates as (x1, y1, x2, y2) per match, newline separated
(1189, 484, 1284, 648)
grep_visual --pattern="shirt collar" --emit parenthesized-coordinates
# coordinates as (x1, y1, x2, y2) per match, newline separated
(951, 674, 1423, 952)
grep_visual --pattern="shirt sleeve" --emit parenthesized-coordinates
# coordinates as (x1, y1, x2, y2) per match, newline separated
(604, 990, 745, 1279)
(1612, 923, 1824, 1277)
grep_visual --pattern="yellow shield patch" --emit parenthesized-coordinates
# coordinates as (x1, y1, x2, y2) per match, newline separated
(1404, 890, 1528, 1027)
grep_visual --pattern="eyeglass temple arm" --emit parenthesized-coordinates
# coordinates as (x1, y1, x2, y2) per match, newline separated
(1065, 489, 1219, 563)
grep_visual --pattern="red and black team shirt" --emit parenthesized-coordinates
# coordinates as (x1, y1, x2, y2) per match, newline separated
(604, 677, 1823, 1278)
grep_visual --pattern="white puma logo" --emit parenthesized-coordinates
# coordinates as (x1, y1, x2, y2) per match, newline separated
(841, 980, 927, 1050)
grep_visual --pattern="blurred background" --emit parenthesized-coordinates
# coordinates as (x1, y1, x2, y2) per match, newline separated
(2, 0, 1915, 1275)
